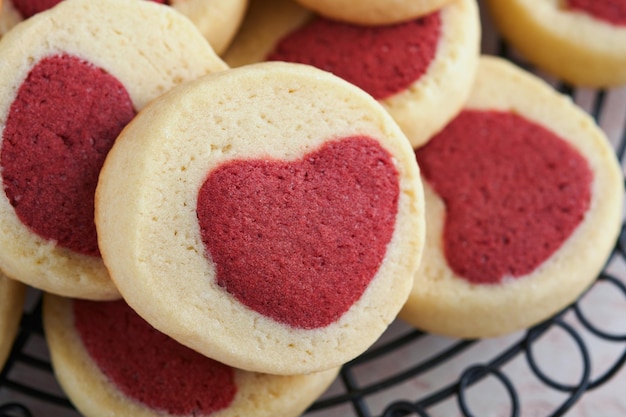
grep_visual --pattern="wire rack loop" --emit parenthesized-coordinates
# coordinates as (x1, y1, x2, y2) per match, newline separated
(457, 364, 519, 417)
(381, 400, 430, 417)
(0, 403, 32, 417)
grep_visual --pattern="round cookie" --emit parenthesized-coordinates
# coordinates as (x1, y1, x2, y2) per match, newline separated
(399, 56, 624, 339)
(0, 0, 227, 300)
(95, 62, 425, 375)
(0, 0, 248, 55)
(484, 0, 626, 87)
(292, 0, 457, 25)
(0, 273, 26, 371)
(43, 294, 339, 417)
(224, 0, 480, 149)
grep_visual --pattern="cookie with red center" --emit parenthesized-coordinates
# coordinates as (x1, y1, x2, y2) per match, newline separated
(485, 0, 626, 87)
(0, 273, 26, 371)
(43, 294, 339, 417)
(95, 62, 425, 374)
(292, 0, 457, 25)
(399, 56, 624, 339)
(223, 0, 479, 149)
(0, 0, 248, 55)
(0, 0, 227, 300)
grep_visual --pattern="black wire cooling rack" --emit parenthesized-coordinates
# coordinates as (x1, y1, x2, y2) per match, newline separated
(1, 4, 626, 417)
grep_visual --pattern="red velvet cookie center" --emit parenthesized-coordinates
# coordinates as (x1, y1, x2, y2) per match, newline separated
(564, 0, 626, 26)
(266, 13, 441, 100)
(197, 137, 400, 329)
(11, 0, 169, 19)
(415, 110, 592, 285)
(73, 299, 236, 416)
(1, 54, 136, 257)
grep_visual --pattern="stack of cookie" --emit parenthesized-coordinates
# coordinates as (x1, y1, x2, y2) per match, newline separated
(0, 0, 622, 416)
(0, 0, 427, 415)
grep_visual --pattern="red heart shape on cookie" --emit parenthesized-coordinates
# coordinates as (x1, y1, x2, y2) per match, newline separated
(74, 299, 236, 415)
(197, 136, 399, 329)
(1, 54, 136, 257)
(267, 13, 441, 100)
(415, 110, 593, 284)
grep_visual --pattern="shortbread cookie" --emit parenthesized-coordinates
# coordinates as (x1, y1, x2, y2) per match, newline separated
(399, 56, 624, 338)
(0, 273, 26, 371)
(0, 0, 248, 55)
(293, 0, 456, 25)
(0, 0, 227, 300)
(44, 295, 339, 417)
(485, 0, 626, 87)
(224, 0, 479, 149)
(95, 62, 425, 375)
